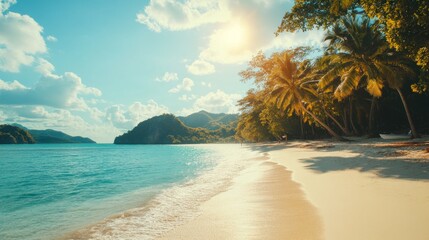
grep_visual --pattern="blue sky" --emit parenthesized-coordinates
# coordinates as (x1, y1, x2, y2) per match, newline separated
(0, 0, 324, 142)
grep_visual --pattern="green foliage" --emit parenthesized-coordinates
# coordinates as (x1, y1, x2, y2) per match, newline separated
(236, 90, 278, 142)
(9, 123, 96, 143)
(277, 0, 429, 92)
(0, 125, 35, 144)
(361, 0, 429, 71)
(236, 51, 345, 141)
(269, 52, 345, 140)
(114, 113, 237, 144)
(318, 15, 420, 137)
(276, 0, 360, 34)
(236, 1, 429, 142)
(29, 129, 96, 143)
(177, 110, 238, 130)
(319, 15, 416, 99)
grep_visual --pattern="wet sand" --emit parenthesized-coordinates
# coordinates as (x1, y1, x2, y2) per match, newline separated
(160, 156, 323, 240)
(160, 139, 429, 240)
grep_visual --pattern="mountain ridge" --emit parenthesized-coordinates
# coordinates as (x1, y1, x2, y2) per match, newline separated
(0, 125, 35, 144)
(177, 110, 238, 130)
(7, 123, 96, 144)
(114, 112, 237, 144)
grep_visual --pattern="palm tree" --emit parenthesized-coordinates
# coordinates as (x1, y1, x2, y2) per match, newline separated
(319, 15, 420, 138)
(268, 52, 346, 141)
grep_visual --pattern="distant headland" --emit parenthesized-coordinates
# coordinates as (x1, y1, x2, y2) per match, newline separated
(114, 111, 238, 144)
(0, 124, 96, 144)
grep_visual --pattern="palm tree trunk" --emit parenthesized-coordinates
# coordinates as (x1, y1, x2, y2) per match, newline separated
(368, 97, 379, 138)
(299, 102, 346, 141)
(349, 98, 359, 135)
(343, 106, 351, 134)
(396, 88, 420, 138)
(323, 108, 350, 135)
(357, 107, 364, 136)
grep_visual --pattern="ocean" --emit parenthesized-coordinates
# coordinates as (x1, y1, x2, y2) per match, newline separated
(0, 144, 259, 240)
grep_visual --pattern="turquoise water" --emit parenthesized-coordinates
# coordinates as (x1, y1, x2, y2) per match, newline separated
(0, 144, 257, 240)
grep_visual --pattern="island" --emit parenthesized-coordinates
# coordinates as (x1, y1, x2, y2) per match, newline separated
(0, 124, 96, 144)
(114, 112, 237, 144)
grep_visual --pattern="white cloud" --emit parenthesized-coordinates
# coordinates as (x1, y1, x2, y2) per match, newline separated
(136, 0, 231, 32)
(4, 105, 89, 130)
(46, 35, 57, 42)
(0, 0, 16, 13)
(199, 20, 256, 64)
(106, 100, 169, 130)
(0, 79, 27, 90)
(0, 72, 101, 109)
(35, 58, 60, 79)
(0, 11, 47, 72)
(178, 89, 240, 115)
(136, 0, 319, 66)
(178, 94, 197, 101)
(201, 81, 212, 88)
(198, 20, 325, 66)
(186, 59, 215, 75)
(251, 0, 292, 7)
(169, 77, 194, 93)
(1, 105, 122, 143)
(156, 71, 178, 82)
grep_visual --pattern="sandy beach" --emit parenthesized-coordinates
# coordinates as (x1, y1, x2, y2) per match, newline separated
(159, 138, 429, 240)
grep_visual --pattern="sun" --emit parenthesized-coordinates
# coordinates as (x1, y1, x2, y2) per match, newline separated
(202, 19, 253, 63)
(212, 21, 249, 52)
(223, 22, 248, 49)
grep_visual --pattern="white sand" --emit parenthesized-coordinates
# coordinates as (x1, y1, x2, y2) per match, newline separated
(160, 158, 322, 240)
(269, 141, 429, 240)
(159, 140, 429, 240)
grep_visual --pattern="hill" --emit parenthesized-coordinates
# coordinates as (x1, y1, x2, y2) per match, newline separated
(10, 123, 96, 143)
(29, 129, 96, 143)
(0, 125, 35, 144)
(177, 110, 238, 130)
(114, 114, 236, 144)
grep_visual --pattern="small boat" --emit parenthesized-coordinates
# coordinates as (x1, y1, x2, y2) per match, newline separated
(379, 133, 411, 140)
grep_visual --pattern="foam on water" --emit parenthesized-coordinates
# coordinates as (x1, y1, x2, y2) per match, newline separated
(0, 144, 260, 240)
(64, 144, 260, 240)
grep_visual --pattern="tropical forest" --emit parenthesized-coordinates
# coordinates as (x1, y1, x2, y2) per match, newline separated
(235, 0, 429, 142)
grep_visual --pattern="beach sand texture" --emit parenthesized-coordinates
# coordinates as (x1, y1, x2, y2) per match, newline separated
(160, 140, 429, 240)
(160, 159, 323, 240)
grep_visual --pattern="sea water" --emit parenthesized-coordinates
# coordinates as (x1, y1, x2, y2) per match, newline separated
(0, 144, 259, 240)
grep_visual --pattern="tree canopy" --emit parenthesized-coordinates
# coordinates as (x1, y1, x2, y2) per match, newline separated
(277, 0, 429, 83)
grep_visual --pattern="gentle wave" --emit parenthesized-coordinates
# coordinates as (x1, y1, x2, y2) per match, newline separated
(61, 144, 260, 240)
(0, 144, 260, 240)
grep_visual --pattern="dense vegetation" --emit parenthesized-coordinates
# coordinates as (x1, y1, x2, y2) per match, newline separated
(236, 4, 429, 142)
(28, 129, 95, 143)
(0, 124, 96, 144)
(0, 125, 35, 144)
(114, 114, 237, 144)
(178, 110, 238, 130)
(277, 0, 429, 93)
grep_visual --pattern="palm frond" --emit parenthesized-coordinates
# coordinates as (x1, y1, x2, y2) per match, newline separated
(366, 79, 384, 97)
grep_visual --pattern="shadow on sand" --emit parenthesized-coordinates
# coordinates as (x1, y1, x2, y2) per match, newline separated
(245, 143, 290, 153)
(302, 156, 429, 180)
(246, 141, 429, 181)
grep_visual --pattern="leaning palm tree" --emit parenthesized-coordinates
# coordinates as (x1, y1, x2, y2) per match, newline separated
(319, 15, 419, 138)
(268, 52, 345, 141)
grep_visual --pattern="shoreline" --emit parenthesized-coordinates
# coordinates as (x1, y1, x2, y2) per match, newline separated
(158, 139, 429, 240)
(160, 158, 323, 240)
(57, 144, 262, 240)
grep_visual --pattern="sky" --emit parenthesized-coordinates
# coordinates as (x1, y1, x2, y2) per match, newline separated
(0, 0, 324, 142)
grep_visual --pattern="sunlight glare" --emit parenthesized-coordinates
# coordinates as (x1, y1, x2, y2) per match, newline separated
(218, 21, 249, 51)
